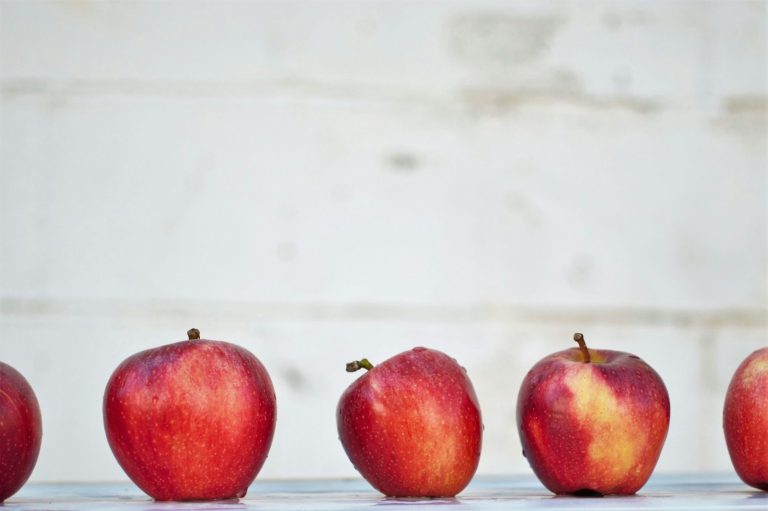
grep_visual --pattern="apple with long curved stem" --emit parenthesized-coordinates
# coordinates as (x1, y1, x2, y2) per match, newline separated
(337, 347, 483, 497)
(517, 333, 670, 495)
(723, 347, 768, 491)
(103, 329, 276, 501)
(0, 361, 42, 503)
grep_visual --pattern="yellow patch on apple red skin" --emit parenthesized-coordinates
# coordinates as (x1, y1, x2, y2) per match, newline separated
(517, 348, 670, 495)
(724, 348, 768, 491)
(103, 340, 276, 501)
(337, 348, 483, 498)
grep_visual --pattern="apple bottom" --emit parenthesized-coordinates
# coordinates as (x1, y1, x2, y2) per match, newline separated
(725, 418, 768, 492)
(521, 420, 661, 495)
(135, 479, 249, 502)
(745, 481, 768, 492)
(107, 417, 272, 502)
(341, 429, 480, 497)
(0, 403, 40, 502)
(338, 393, 482, 497)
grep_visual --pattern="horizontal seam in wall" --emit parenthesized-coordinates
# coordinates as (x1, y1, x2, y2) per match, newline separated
(0, 78, 665, 114)
(1, 298, 765, 328)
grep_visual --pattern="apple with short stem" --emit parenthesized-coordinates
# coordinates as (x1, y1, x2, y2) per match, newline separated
(103, 329, 276, 501)
(337, 347, 482, 497)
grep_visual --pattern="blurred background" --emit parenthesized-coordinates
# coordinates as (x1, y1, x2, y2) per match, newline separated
(0, 0, 766, 483)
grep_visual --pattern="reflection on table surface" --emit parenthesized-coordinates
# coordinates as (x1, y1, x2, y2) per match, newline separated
(6, 474, 767, 510)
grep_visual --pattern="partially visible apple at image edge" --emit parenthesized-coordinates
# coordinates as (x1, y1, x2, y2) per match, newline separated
(0, 361, 42, 503)
(723, 347, 768, 491)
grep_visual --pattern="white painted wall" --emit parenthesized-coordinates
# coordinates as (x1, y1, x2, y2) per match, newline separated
(0, 0, 766, 483)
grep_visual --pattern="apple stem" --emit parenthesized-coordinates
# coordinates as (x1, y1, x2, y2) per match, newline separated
(346, 359, 374, 372)
(573, 332, 591, 363)
(187, 328, 201, 341)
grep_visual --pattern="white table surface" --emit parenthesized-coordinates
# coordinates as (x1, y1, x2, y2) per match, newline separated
(5, 475, 766, 510)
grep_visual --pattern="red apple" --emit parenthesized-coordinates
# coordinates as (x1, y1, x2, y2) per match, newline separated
(0, 361, 42, 503)
(517, 333, 670, 495)
(337, 347, 482, 497)
(723, 347, 768, 491)
(103, 329, 276, 501)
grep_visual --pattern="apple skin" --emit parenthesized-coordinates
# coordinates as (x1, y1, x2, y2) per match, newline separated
(517, 341, 670, 495)
(103, 332, 276, 501)
(337, 347, 482, 497)
(0, 361, 43, 503)
(723, 347, 768, 491)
